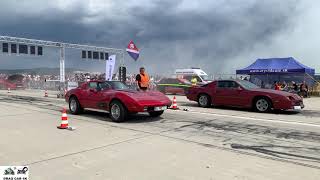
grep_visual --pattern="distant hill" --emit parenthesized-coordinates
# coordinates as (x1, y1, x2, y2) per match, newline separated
(0, 68, 83, 75)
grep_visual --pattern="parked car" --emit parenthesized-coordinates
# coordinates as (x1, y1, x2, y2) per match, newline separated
(157, 78, 191, 95)
(186, 80, 304, 112)
(65, 81, 172, 122)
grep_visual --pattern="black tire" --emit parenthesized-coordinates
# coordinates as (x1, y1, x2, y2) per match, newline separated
(69, 96, 83, 115)
(254, 97, 272, 113)
(198, 94, 211, 108)
(149, 110, 164, 117)
(109, 100, 128, 122)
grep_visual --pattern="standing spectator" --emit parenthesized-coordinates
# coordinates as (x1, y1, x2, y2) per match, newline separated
(261, 81, 265, 89)
(292, 81, 299, 93)
(273, 81, 278, 90)
(274, 82, 281, 90)
(300, 81, 308, 98)
(280, 81, 288, 91)
(136, 67, 150, 91)
(191, 75, 198, 86)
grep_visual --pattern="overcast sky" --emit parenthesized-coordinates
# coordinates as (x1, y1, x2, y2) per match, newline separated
(0, 0, 319, 75)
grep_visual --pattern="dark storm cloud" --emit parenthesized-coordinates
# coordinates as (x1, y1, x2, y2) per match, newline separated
(0, 0, 314, 75)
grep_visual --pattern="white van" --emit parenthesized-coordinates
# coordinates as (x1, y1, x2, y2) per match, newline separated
(174, 68, 212, 84)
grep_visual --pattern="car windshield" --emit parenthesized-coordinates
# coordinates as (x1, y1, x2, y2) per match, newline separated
(200, 75, 211, 81)
(238, 80, 259, 89)
(99, 81, 130, 90)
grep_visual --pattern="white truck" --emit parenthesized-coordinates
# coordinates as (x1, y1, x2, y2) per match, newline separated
(174, 68, 212, 84)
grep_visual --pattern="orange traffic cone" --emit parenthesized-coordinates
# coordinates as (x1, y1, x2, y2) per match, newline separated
(171, 96, 179, 110)
(57, 108, 68, 129)
(44, 90, 48, 97)
(7, 88, 11, 93)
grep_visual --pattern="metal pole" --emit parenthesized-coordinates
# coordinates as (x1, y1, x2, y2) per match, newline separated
(121, 50, 125, 66)
(60, 46, 65, 91)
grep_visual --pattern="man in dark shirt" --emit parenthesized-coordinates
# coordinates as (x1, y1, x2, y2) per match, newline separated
(292, 82, 299, 92)
(300, 81, 308, 97)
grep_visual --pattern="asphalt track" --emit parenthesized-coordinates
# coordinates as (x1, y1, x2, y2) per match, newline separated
(0, 90, 320, 179)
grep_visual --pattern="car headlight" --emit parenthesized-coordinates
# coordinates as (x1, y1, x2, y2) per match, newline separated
(287, 96, 295, 101)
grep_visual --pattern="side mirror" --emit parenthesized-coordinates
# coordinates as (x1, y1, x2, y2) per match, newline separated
(236, 86, 243, 91)
(89, 89, 97, 93)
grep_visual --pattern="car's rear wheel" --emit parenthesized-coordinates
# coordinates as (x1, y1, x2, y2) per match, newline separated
(254, 98, 271, 113)
(69, 96, 83, 114)
(110, 100, 128, 122)
(149, 110, 164, 117)
(198, 94, 211, 108)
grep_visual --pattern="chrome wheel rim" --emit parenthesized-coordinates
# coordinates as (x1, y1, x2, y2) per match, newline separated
(199, 96, 208, 106)
(256, 99, 268, 112)
(70, 99, 77, 112)
(111, 104, 120, 119)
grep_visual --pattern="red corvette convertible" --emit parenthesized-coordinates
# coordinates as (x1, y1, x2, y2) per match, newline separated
(65, 81, 172, 122)
(186, 80, 304, 112)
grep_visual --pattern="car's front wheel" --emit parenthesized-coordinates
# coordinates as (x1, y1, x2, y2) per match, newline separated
(198, 94, 211, 108)
(69, 96, 83, 114)
(254, 97, 271, 113)
(110, 100, 128, 122)
(149, 110, 164, 117)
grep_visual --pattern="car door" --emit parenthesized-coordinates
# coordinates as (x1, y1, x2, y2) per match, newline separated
(214, 81, 242, 106)
(90, 82, 113, 110)
(85, 82, 100, 109)
(234, 81, 255, 107)
(76, 83, 91, 108)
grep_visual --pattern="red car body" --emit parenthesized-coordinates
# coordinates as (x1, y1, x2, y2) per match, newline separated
(0, 79, 17, 90)
(186, 80, 304, 111)
(157, 78, 191, 95)
(65, 81, 172, 121)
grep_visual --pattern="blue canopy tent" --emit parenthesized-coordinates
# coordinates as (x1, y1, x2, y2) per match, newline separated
(236, 57, 315, 87)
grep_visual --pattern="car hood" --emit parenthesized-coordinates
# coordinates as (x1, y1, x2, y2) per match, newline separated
(249, 88, 299, 98)
(116, 89, 172, 104)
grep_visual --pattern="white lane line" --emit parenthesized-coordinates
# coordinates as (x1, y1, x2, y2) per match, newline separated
(169, 110, 320, 128)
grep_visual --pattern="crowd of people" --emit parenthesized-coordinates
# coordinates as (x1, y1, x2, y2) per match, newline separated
(272, 81, 309, 97)
(0, 70, 161, 91)
(0, 71, 317, 98)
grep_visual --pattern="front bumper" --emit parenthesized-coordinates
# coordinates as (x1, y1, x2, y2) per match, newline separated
(292, 101, 304, 110)
(127, 102, 172, 112)
(273, 99, 304, 110)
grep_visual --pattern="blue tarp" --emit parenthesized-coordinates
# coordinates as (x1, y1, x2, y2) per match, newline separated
(236, 57, 315, 75)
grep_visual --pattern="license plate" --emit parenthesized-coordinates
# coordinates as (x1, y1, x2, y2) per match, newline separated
(294, 106, 302, 110)
(154, 106, 167, 111)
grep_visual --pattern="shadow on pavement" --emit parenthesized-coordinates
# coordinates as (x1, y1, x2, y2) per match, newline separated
(231, 143, 320, 163)
(180, 102, 303, 115)
(79, 110, 163, 123)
